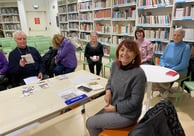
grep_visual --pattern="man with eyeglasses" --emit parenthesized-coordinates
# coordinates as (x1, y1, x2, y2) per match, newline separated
(8, 31, 45, 87)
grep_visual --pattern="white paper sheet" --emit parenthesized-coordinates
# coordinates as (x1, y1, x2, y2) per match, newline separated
(24, 76, 40, 84)
(21, 53, 35, 64)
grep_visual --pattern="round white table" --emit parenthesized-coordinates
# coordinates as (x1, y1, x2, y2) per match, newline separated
(140, 65, 180, 111)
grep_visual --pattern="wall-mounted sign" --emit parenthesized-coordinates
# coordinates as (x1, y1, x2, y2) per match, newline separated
(34, 17, 40, 24)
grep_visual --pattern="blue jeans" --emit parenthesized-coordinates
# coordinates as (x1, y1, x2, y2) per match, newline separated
(54, 63, 75, 76)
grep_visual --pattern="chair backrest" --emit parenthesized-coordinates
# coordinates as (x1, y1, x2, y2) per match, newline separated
(109, 46, 117, 62)
(35, 41, 51, 54)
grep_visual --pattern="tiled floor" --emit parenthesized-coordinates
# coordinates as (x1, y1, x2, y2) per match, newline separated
(76, 53, 194, 136)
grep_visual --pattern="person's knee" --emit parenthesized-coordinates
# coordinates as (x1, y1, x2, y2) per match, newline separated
(86, 117, 94, 129)
(86, 118, 90, 129)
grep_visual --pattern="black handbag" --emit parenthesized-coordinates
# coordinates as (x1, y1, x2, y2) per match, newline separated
(0, 74, 8, 84)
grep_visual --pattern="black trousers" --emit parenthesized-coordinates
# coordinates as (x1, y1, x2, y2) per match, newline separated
(190, 55, 194, 81)
(87, 60, 102, 76)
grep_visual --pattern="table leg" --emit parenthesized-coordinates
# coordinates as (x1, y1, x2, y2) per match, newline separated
(81, 104, 85, 114)
(146, 82, 152, 111)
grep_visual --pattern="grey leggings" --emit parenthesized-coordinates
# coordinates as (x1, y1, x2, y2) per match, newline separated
(86, 109, 135, 136)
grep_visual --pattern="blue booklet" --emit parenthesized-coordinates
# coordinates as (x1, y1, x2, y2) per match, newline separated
(65, 94, 88, 105)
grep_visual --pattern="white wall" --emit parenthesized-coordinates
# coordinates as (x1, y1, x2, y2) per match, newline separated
(17, 0, 28, 34)
(47, 0, 60, 37)
(17, 0, 59, 37)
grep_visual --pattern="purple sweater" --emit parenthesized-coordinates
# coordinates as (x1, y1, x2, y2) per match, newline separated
(0, 51, 8, 74)
(56, 39, 77, 68)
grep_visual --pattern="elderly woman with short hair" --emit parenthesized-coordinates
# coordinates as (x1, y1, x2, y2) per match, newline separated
(154, 28, 191, 99)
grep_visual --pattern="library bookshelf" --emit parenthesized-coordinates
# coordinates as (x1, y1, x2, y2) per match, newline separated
(57, 0, 194, 61)
(0, 6, 21, 37)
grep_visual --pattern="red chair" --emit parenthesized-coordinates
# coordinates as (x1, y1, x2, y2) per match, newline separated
(98, 121, 137, 136)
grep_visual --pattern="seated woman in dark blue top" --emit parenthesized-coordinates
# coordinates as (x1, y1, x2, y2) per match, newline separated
(84, 32, 104, 75)
(8, 31, 45, 87)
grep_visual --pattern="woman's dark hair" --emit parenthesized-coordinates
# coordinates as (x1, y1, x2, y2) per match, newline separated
(116, 39, 141, 69)
(135, 28, 145, 39)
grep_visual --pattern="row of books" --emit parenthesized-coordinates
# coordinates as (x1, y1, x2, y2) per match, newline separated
(80, 13, 93, 20)
(69, 22, 79, 29)
(4, 32, 14, 37)
(153, 56, 160, 65)
(184, 28, 194, 41)
(144, 29, 169, 40)
(61, 31, 69, 37)
(60, 15, 68, 22)
(78, 1, 92, 11)
(58, 7, 67, 13)
(103, 46, 110, 56)
(58, 0, 66, 5)
(94, 0, 111, 9)
(112, 8, 136, 19)
(153, 42, 166, 53)
(112, 35, 128, 45)
(152, 0, 173, 6)
(94, 9, 111, 18)
(138, 0, 173, 6)
(98, 36, 111, 45)
(80, 23, 93, 31)
(60, 13, 93, 22)
(60, 24, 68, 30)
(175, 6, 194, 18)
(68, 4, 77, 12)
(68, 14, 79, 20)
(80, 32, 91, 40)
(96, 23, 111, 33)
(113, 23, 135, 34)
(0, 7, 19, 14)
(113, 0, 136, 5)
(0, 16, 20, 22)
(138, 14, 171, 25)
(4, 24, 21, 30)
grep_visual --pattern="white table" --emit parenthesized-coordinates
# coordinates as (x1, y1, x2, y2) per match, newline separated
(140, 65, 180, 111)
(0, 70, 107, 135)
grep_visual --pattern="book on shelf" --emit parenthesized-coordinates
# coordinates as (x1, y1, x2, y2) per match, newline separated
(185, 6, 191, 16)
(184, 28, 194, 41)
(154, 56, 160, 65)
(190, 6, 194, 16)
(175, 8, 185, 18)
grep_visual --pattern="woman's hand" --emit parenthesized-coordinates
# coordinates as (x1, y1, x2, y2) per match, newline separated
(104, 89, 111, 105)
(104, 104, 116, 112)
(96, 56, 100, 61)
(89, 56, 94, 61)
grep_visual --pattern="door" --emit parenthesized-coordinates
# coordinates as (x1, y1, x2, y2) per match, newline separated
(26, 11, 48, 36)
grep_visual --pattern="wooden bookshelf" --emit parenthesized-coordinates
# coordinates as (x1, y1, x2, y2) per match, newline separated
(0, 7, 21, 37)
